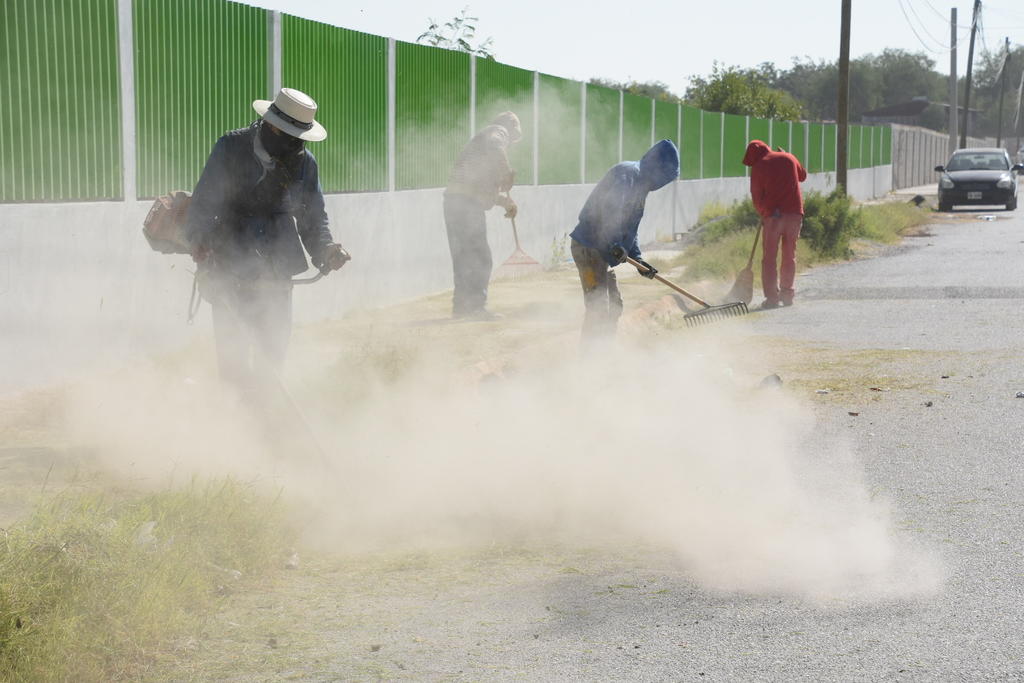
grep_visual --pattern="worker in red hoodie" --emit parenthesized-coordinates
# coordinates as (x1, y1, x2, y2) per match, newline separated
(742, 140, 807, 309)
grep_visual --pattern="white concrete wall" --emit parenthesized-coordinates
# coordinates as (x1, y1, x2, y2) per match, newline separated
(0, 167, 892, 392)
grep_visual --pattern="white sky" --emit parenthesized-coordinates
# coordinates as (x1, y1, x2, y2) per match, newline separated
(241, 0, 1024, 98)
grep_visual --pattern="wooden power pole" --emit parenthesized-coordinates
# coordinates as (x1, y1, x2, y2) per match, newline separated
(997, 37, 1010, 147)
(961, 0, 982, 148)
(949, 7, 958, 155)
(837, 0, 851, 194)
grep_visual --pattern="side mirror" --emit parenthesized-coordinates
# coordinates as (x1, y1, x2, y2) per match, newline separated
(934, 165, 945, 172)
(1012, 164, 1024, 173)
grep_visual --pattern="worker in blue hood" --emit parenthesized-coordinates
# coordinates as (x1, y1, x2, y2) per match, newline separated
(569, 139, 679, 343)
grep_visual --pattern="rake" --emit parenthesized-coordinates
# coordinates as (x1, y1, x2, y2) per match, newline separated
(725, 223, 761, 306)
(623, 255, 749, 327)
(493, 192, 543, 279)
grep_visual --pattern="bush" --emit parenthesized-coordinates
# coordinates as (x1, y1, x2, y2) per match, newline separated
(800, 189, 863, 258)
(676, 191, 929, 282)
(696, 198, 760, 245)
(695, 190, 863, 257)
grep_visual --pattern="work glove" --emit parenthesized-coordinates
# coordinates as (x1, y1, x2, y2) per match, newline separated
(501, 196, 518, 219)
(191, 236, 211, 264)
(610, 244, 627, 264)
(191, 244, 210, 264)
(318, 243, 351, 274)
(636, 259, 658, 279)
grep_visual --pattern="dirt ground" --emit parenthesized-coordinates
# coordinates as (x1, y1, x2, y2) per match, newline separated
(0, 230, 974, 681)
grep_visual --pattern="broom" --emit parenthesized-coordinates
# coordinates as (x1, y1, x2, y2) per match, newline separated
(725, 223, 761, 306)
(622, 255, 749, 327)
(493, 192, 543, 279)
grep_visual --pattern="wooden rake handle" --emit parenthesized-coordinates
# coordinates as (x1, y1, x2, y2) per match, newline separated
(745, 224, 763, 269)
(504, 191, 523, 250)
(623, 255, 711, 309)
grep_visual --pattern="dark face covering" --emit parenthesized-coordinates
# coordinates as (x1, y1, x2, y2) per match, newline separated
(259, 120, 305, 160)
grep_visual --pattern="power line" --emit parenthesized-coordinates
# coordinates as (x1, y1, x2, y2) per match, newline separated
(904, 0, 952, 48)
(979, 6, 990, 54)
(897, 0, 945, 53)
(919, 0, 971, 29)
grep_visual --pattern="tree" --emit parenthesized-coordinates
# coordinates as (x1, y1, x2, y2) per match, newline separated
(417, 7, 494, 59)
(588, 78, 683, 103)
(970, 44, 1024, 139)
(685, 64, 803, 120)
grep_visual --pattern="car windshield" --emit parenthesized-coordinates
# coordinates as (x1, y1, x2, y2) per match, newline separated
(946, 153, 1009, 171)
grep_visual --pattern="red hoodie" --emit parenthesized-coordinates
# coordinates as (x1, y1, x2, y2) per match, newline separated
(742, 140, 807, 218)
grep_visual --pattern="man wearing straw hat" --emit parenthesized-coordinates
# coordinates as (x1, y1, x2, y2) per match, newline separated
(186, 88, 350, 390)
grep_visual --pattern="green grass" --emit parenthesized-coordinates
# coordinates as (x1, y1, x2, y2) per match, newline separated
(856, 201, 930, 243)
(0, 479, 290, 681)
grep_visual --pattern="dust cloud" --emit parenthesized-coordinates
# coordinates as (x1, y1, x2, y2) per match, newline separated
(61, 327, 942, 602)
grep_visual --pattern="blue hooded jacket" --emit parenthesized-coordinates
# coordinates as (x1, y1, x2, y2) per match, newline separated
(570, 139, 680, 266)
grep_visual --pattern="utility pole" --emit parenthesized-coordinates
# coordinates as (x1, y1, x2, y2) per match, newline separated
(1014, 68, 1024, 156)
(961, 0, 982, 148)
(837, 0, 851, 194)
(949, 7, 958, 154)
(997, 37, 1010, 147)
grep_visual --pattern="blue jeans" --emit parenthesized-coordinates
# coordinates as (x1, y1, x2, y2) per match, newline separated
(444, 194, 492, 316)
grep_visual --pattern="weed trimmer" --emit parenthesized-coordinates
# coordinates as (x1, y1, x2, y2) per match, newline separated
(726, 223, 761, 306)
(494, 192, 543, 279)
(621, 255, 749, 327)
(200, 258, 348, 470)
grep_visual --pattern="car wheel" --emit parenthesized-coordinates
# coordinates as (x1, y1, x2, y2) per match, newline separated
(938, 202, 952, 212)
(1007, 197, 1018, 211)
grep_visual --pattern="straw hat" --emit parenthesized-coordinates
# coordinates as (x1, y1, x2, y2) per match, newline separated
(252, 88, 327, 141)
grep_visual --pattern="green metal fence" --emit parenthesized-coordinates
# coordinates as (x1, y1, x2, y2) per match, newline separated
(748, 118, 771, 151)
(679, 106, 701, 180)
(791, 122, 807, 169)
(537, 73, 581, 185)
(723, 113, 747, 178)
(622, 93, 651, 163)
(1, 0, 893, 203)
(134, 0, 267, 199)
(701, 111, 723, 179)
(283, 17, 387, 192)
(771, 119, 791, 151)
(394, 40, 469, 191)
(584, 84, 620, 183)
(1, 0, 122, 202)
(654, 100, 678, 152)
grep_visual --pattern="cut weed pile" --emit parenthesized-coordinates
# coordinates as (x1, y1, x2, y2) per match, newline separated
(0, 479, 291, 681)
(672, 191, 931, 282)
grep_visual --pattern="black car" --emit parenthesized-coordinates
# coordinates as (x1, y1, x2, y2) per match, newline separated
(935, 148, 1024, 211)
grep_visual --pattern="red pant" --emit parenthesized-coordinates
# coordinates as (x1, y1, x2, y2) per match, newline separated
(761, 213, 802, 305)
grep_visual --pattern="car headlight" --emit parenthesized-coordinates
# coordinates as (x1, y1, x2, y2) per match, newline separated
(997, 173, 1014, 189)
(939, 176, 955, 189)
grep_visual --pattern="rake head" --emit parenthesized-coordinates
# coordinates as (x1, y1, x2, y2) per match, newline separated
(493, 247, 544, 280)
(683, 301, 750, 327)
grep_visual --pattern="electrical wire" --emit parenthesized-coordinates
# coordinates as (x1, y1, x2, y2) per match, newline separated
(904, 0, 952, 49)
(918, 0, 972, 29)
(897, 0, 945, 54)
(978, 6, 990, 54)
